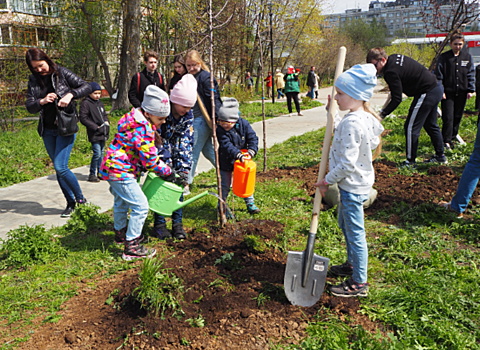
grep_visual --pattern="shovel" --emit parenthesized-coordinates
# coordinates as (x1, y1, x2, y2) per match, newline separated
(284, 46, 347, 307)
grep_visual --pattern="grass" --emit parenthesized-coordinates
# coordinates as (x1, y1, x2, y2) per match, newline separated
(1, 96, 480, 348)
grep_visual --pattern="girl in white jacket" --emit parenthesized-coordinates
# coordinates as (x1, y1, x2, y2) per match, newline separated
(315, 64, 384, 297)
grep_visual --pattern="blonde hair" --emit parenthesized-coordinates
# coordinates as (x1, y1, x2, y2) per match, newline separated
(364, 101, 382, 160)
(184, 50, 210, 72)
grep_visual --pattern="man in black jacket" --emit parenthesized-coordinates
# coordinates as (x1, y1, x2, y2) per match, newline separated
(307, 66, 316, 99)
(367, 48, 446, 168)
(128, 50, 166, 108)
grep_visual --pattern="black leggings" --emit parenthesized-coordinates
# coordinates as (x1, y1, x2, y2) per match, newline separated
(286, 92, 300, 113)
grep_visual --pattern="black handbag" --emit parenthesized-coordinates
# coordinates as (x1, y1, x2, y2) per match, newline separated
(55, 76, 79, 136)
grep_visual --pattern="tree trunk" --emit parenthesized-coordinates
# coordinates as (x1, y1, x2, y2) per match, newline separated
(113, 0, 141, 111)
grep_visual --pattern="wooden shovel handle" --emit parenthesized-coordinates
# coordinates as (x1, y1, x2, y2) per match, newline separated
(309, 46, 347, 233)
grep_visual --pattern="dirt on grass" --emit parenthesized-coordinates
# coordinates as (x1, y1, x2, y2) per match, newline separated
(14, 160, 475, 350)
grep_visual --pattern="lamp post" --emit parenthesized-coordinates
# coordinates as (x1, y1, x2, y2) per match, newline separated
(269, 1, 275, 104)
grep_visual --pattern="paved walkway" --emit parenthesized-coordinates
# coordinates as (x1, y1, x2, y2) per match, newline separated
(0, 84, 388, 240)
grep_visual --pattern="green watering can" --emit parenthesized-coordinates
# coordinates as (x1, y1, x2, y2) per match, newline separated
(142, 172, 209, 216)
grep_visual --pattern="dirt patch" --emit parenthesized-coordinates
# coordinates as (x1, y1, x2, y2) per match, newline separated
(14, 160, 476, 349)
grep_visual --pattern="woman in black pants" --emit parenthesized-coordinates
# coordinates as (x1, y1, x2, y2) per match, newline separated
(283, 66, 303, 116)
(435, 32, 475, 150)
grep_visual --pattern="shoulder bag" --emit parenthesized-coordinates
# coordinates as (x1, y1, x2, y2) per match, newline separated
(55, 75, 79, 136)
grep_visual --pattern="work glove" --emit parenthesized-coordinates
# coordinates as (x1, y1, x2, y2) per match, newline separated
(161, 168, 178, 183)
(247, 149, 256, 158)
(236, 152, 246, 163)
(178, 171, 189, 187)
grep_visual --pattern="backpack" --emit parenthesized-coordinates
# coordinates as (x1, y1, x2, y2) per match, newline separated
(137, 72, 163, 94)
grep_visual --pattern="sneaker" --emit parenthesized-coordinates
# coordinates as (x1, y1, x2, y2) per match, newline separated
(61, 202, 76, 218)
(423, 155, 448, 164)
(328, 261, 353, 277)
(298, 112, 304, 116)
(330, 278, 368, 297)
(88, 175, 100, 183)
(247, 203, 261, 214)
(439, 201, 463, 219)
(172, 223, 187, 240)
(77, 198, 87, 205)
(114, 227, 127, 244)
(400, 160, 416, 169)
(122, 238, 156, 261)
(152, 224, 172, 240)
(183, 185, 190, 196)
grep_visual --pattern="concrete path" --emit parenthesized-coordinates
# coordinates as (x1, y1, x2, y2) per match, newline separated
(0, 84, 388, 240)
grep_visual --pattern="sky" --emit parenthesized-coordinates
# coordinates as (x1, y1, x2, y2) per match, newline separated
(326, 0, 378, 14)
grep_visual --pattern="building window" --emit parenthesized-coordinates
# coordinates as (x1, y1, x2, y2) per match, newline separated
(0, 0, 7, 10)
(12, 26, 37, 46)
(0, 25, 10, 45)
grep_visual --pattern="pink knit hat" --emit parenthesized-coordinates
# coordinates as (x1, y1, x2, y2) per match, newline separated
(170, 74, 198, 107)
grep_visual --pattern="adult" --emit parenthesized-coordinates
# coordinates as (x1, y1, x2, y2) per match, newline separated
(246, 72, 254, 95)
(307, 66, 316, 99)
(274, 68, 285, 99)
(25, 48, 91, 217)
(435, 32, 475, 150)
(264, 71, 272, 98)
(184, 49, 223, 185)
(168, 54, 187, 93)
(128, 50, 166, 108)
(367, 47, 445, 168)
(284, 66, 303, 116)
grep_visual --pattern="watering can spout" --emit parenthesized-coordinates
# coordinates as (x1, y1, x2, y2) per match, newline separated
(170, 191, 209, 212)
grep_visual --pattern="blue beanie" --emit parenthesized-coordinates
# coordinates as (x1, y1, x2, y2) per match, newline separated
(335, 64, 377, 101)
(90, 82, 102, 92)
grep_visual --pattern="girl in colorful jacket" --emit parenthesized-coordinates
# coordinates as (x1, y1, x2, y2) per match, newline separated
(100, 85, 179, 261)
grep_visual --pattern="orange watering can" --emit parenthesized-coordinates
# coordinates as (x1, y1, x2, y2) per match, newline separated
(232, 149, 256, 198)
(142, 172, 209, 216)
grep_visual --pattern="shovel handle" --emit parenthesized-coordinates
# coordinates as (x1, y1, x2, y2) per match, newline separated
(309, 46, 346, 234)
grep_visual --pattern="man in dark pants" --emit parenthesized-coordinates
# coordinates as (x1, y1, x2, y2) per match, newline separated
(306, 66, 316, 99)
(367, 48, 446, 168)
(128, 50, 166, 108)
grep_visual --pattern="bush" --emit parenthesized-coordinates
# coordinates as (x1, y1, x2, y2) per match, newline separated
(63, 203, 113, 234)
(0, 224, 67, 269)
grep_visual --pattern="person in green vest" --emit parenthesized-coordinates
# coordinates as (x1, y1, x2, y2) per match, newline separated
(284, 66, 303, 116)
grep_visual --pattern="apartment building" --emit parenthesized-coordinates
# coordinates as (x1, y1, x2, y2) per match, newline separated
(325, 0, 458, 38)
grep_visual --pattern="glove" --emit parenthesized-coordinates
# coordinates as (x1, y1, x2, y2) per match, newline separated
(236, 152, 245, 163)
(247, 149, 255, 158)
(178, 171, 189, 187)
(161, 168, 177, 183)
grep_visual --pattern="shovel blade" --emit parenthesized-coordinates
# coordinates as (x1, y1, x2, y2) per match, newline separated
(284, 251, 329, 307)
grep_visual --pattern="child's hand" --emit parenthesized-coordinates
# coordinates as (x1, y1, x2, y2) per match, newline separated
(236, 153, 246, 163)
(313, 178, 330, 197)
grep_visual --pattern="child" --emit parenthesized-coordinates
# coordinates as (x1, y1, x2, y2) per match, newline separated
(153, 74, 197, 240)
(217, 98, 260, 215)
(99, 85, 180, 261)
(79, 82, 109, 183)
(314, 64, 384, 297)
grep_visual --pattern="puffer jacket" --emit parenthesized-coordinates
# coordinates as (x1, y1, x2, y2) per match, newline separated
(25, 66, 91, 136)
(79, 96, 109, 143)
(158, 109, 194, 174)
(217, 117, 258, 172)
(99, 108, 171, 181)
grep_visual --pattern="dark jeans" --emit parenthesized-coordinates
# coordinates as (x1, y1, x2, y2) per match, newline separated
(90, 140, 105, 177)
(286, 92, 300, 113)
(441, 91, 468, 144)
(404, 82, 444, 162)
(42, 128, 84, 204)
(277, 88, 284, 98)
(153, 194, 183, 226)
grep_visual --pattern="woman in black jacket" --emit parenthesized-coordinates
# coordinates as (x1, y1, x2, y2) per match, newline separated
(435, 32, 475, 150)
(25, 48, 92, 217)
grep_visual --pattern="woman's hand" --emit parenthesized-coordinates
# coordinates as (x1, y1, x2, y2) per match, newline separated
(467, 93, 474, 100)
(313, 178, 330, 197)
(40, 93, 57, 106)
(58, 93, 74, 107)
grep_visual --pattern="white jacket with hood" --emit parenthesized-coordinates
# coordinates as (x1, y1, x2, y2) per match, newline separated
(325, 110, 384, 195)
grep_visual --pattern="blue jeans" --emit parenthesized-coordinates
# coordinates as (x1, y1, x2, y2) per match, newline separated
(307, 86, 315, 99)
(188, 116, 216, 184)
(337, 188, 369, 284)
(277, 88, 284, 98)
(90, 140, 105, 177)
(42, 128, 84, 204)
(451, 125, 480, 214)
(219, 170, 254, 210)
(108, 178, 149, 241)
(153, 194, 183, 226)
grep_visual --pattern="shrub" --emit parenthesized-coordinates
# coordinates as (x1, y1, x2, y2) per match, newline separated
(63, 203, 112, 234)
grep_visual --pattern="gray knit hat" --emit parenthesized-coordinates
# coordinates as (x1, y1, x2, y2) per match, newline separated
(218, 97, 240, 123)
(141, 85, 170, 117)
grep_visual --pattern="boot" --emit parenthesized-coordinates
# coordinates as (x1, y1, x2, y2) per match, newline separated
(152, 224, 172, 240)
(114, 227, 127, 244)
(122, 237, 156, 261)
(172, 223, 187, 240)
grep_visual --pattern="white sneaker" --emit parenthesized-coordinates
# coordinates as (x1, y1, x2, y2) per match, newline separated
(183, 185, 190, 196)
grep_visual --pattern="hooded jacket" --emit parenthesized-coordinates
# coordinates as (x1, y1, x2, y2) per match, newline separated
(325, 110, 384, 195)
(25, 66, 91, 136)
(99, 108, 171, 181)
(79, 96, 109, 143)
